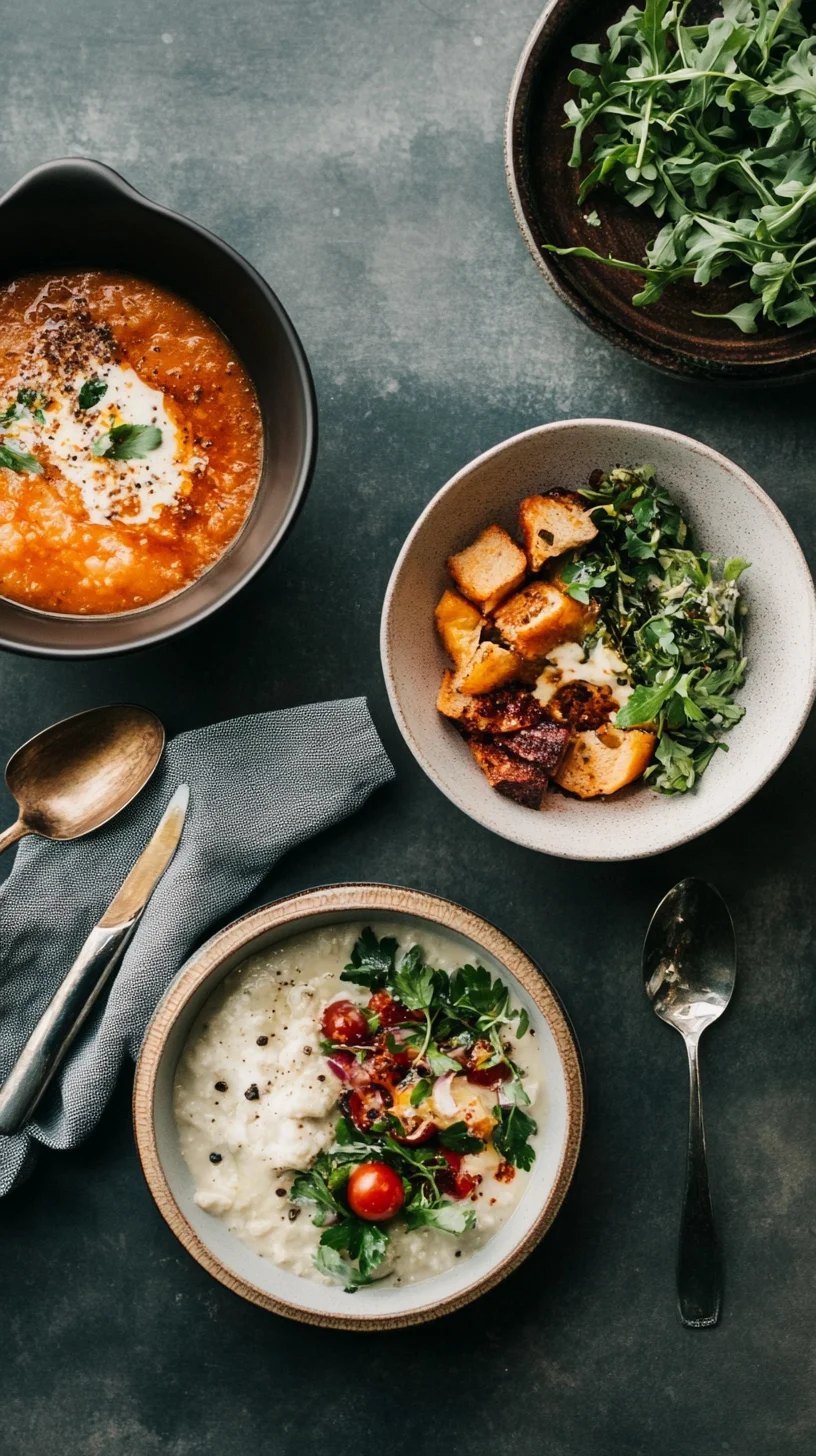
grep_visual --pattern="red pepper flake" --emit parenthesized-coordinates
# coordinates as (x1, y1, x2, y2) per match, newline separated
(495, 1161, 516, 1184)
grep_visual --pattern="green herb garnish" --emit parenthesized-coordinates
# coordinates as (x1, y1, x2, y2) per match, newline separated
(561, 465, 748, 794)
(548, 0, 816, 330)
(78, 377, 108, 411)
(91, 423, 162, 460)
(288, 930, 536, 1289)
(0, 442, 43, 475)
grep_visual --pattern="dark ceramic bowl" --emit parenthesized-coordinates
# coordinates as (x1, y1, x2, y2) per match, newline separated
(506, 1, 816, 382)
(0, 158, 316, 656)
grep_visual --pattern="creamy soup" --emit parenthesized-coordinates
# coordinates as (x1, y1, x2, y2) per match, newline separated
(173, 922, 545, 1289)
(0, 271, 262, 614)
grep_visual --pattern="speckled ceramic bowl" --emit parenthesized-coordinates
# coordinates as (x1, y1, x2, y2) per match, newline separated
(380, 419, 816, 861)
(134, 884, 584, 1330)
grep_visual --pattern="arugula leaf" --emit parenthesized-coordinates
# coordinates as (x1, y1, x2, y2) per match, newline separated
(392, 945, 435, 1011)
(340, 926, 398, 990)
(439, 1122, 485, 1155)
(724, 556, 751, 582)
(91, 423, 162, 460)
(77, 377, 108, 411)
(0, 442, 43, 475)
(614, 676, 678, 728)
(492, 1104, 537, 1171)
(549, 0, 816, 330)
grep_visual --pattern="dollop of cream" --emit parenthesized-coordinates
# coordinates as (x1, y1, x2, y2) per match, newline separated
(534, 638, 634, 711)
(2, 360, 206, 526)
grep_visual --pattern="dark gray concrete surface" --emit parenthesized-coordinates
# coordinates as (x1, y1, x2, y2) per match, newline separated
(0, 2, 815, 1452)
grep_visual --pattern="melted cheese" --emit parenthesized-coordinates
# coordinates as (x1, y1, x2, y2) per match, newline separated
(2, 361, 206, 526)
(533, 639, 634, 712)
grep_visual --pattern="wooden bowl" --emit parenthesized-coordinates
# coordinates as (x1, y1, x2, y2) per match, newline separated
(505, 1, 816, 381)
(134, 884, 584, 1330)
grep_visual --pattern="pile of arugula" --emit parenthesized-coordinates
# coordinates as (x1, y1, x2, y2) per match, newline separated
(549, 0, 816, 331)
(559, 465, 748, 794)
(290, 929, 537, 1291)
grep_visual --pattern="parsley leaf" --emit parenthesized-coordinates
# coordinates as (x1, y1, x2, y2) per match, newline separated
(314, 1242, 379, 1290)
(439, 1122, 485, 1155)
(77, 377, 108, 411)
(404, 1197, 476, 1235)
(391, 945, 435, 1011)
(410, 1077, 433, 1107)
(91, 423, 162, 460)
(319, 1217, 389, 1279)
(340, 926, 398, 990)
(492, 1104, 537, 1172)
(448, 964, 509, 1021)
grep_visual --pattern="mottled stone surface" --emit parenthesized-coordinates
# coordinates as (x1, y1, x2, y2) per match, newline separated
(1, 1, 815, 1452)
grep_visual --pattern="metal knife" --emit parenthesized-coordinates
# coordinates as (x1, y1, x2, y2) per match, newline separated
(0, 783, 189, 1136)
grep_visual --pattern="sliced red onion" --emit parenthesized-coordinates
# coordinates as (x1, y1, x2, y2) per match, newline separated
(393, 1118, 436, 1145)
(325, 1052, 371, 1088)
(432, 1070, 459, 1118)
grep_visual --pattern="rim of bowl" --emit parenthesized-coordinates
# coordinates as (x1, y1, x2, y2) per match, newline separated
(133, 882, 585, 1330)
(503, 4, 816, 383)
(380, 417, 816, 861)
(0, 158, 318, 658)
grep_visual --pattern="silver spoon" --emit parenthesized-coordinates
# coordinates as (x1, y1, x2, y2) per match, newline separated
(643, 877, 736, 1328)
(0, 705, 165, 856)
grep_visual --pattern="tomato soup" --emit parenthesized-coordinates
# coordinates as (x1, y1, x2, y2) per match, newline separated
(0, 271, 262, 615)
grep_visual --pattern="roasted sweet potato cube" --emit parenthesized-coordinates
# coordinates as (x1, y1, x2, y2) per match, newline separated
(467, 736, 550, 809)
(502, 722, 570, 774)
(519, 492, 598, 571)
(492, 582, 593, 660)
(553, 726, 655, 798)
(455, 642, 521, 694)
(434, 589, 486, 669)
(447, 525, 527, 614)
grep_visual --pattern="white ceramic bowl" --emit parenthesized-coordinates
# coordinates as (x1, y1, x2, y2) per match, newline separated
(134, 884, 584, 1330)
(381, 419, 816, 861)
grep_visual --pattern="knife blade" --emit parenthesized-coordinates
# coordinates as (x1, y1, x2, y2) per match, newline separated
(0, 783, 190, 1135)
(99, 782, 190, 928)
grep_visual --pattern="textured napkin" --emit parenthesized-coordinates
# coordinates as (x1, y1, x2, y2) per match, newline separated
(0, 698, 394, 1195)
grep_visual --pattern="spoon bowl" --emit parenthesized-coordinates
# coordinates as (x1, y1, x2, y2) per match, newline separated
(0, 704, 165, 853)
(643, 878, 736, 1039)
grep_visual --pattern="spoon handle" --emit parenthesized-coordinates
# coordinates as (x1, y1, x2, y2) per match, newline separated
(0, 819, 27, 856)
(678, 1037, 721, 1328)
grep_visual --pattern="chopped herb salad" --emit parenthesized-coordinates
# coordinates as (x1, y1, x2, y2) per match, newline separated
(290, 928, 537, 1290)
(561, 465, 749, 794)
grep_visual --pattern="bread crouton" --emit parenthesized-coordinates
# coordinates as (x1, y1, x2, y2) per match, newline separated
(492, 582, 594, 660)
(502, 722, 570, 774)
(436, 674, 547, 734)
(454, 642, 521, 695)
(435, 590, 486, 669)
(467, 737, 550, 809)
(553, 725, 655, 798)
(519, 492, 598, 571)
(447, 525, 527, 614)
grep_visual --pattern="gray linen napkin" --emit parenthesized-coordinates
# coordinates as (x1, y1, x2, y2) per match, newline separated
(0, 697, 394, 1195)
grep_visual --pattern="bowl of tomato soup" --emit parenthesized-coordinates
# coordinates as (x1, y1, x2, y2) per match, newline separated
(0, 158, 316, 655)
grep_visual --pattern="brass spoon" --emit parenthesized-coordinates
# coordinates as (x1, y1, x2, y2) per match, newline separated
(0, 705, 165, 856)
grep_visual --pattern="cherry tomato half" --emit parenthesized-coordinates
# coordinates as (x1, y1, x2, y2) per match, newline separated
(347, 1083, 393, 1133)
(347, 1162, 405, 1222)
(366, 990, 423, 1027)
(321, 999, 370, 1046)
(439, 1147, 479, 1201)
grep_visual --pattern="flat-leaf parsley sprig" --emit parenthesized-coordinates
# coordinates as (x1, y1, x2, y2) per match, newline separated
(559, 465, 748, 794)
